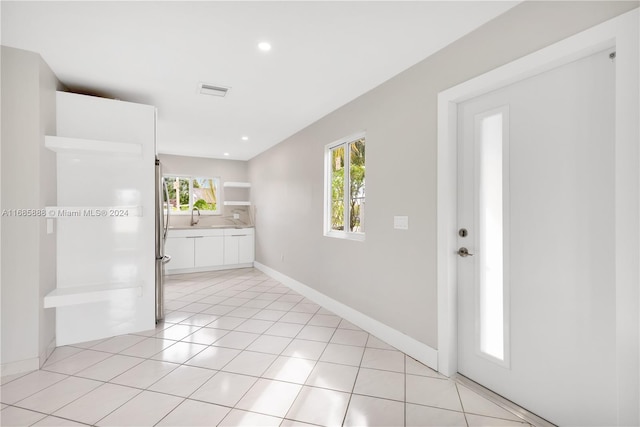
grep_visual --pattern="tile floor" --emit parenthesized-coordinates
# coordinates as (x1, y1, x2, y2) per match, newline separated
(0, 268, 533, 426)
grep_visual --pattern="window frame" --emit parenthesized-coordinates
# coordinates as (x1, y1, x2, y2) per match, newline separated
(164, 174, 221, 215)
(323, 132, 366, 241)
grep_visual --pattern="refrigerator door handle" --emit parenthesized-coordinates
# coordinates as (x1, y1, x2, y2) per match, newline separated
(163, 178, 170, 242)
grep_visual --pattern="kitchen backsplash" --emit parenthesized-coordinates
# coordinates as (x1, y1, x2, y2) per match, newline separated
(168, 205, 252, 228)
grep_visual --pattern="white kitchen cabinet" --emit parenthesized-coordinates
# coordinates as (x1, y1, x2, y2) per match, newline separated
(238, 234, 255, 264)
(166, 228, 252, 273)
(165, 237, 196, 270)
(224, 228, 255, 265)
(194, 236, 224, 267)
(224, 235, 240, 265)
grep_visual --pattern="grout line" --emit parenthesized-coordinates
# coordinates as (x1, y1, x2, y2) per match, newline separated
(404, 353, 407, 426)
(15, 375, 140, 426)
(150, 396, 187, 427)
(0, 371, 34, 387)
(231, 294, 327, 423)
(454, 374, 548, 426)
(454, 382, 471, 427)
(82, 386, 146, 426)
(172, 274, 324, 421)
(1, 371, 73, 408)
(1, 403, 94, 426)
(340, 329, 370, 426)
(2, 268, 444, 426)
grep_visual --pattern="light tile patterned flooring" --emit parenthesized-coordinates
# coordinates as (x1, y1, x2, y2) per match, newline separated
(1, 268, 533, 426)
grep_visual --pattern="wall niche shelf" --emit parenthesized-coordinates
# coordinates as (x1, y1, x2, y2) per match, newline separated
(223, 181, 251, 206)
(45, 135, 142, 156)
(223, 181, 251, 188)
(43, 282, 143, 308)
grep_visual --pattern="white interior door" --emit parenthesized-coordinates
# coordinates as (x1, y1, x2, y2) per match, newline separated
(457, 49, 616, 426)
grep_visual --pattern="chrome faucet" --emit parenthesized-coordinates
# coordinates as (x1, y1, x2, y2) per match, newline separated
(190, 207, 200, 226)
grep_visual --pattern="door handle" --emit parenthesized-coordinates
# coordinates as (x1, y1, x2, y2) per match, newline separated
(457, 247, 474, 257)
(163, 179, 170, 242)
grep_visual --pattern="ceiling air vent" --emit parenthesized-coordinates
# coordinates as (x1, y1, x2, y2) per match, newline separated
(199, 83, 230, 97)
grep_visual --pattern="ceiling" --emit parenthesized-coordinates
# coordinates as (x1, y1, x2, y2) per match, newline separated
(2, 1, 518, 161)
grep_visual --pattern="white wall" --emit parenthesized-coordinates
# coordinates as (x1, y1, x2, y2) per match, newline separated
(1, 46, 60, 374)
(159, 154, 248, 182)
(247, 1, 638, 350)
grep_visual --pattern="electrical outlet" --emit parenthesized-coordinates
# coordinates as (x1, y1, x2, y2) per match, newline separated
(394, 215, 409, 230)
(233, 213, 240, 219)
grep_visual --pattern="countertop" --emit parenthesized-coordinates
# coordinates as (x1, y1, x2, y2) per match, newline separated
(168, 225, 254, 230)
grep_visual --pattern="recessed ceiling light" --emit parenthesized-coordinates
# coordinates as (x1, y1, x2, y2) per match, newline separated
(223, 152, 230, 156)
(241, 136, 249, 141)
(258, 42, 272, 52)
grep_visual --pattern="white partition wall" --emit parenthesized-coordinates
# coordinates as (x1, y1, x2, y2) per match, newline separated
(47, 91, 156, 345)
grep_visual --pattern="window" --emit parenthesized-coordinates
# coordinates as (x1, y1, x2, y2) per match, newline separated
(325, 133, 365, 239)
(165, 176, 220, 215)
(478, 112, 504, 360)
(476, 107, 510, 367)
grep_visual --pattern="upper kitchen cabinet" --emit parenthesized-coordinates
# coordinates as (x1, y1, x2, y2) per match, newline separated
(45, 91, 156, 346)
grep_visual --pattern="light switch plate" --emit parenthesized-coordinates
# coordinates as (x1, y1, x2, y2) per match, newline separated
(394, 215, 409, 230)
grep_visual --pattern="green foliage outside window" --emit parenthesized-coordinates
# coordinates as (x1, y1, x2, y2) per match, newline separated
(331, 146, 345, 230)
(165, 177, 189, 211)
(331, 138, 365, 232)
(192, 178, 217, 211)
(349, 139, 365, 232)
(165, 176, 219, 213)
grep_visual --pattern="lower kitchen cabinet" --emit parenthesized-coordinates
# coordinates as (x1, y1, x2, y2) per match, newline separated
(238, 234, 255, 264)
(194, 236, 224, 267)
(223, 235, 240, 265)
(165, 236, 195, 270)
(224, 228, 255, 265)
(165, 227, 254, 274)
(223, 228, 255, 265)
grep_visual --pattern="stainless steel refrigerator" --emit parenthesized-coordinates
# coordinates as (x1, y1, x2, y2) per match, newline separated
(155, 157, 171, 322)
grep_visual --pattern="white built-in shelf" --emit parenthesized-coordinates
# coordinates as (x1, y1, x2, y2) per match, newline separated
(44, 282, 143, 308)
(223, 182, 250, 206)
(223, 181, 251, 188)
(45, 135, 142, 156)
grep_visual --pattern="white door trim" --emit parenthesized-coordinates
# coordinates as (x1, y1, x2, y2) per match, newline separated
(437, 8, 638, 423)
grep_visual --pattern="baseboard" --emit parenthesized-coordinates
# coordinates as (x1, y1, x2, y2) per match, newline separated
(1, 357, 39, 377)
(39, 336, 57, 368)
(1, 336, 56, 377)
(166, 262, 254, 276)
(254, 262, 439, 371)
(455, 374, 557, 427)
